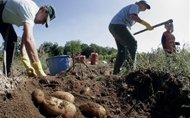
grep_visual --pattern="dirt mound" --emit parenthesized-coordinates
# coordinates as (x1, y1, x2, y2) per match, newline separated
(0, 63, 189, 118)
(125, 69, 190, 117)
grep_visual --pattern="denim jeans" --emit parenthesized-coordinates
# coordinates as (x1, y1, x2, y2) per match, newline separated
(0, 1, 17, 76)
(109, 24, 137, 74)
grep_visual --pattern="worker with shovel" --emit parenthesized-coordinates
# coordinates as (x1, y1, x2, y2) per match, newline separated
(109, 0, 153, 75)
(0, 0, 56, 77)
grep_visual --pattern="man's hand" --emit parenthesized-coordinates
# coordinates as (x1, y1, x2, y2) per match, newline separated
(26, 68, 37, 77)
(21, 56, 37, 77)
(140, 20, 153, 30)
(21, 56, 46, 77)
(32, 61, 47, 77)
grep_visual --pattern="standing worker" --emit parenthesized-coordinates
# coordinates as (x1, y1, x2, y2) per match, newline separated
(0, 0, 56, 77)
(161, 23, 177, 54)
(109, 0, 153, 75)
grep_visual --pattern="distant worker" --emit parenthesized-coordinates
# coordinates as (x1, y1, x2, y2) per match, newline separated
(0, 0, 56, 77)
(161, 22, 179, 54)
(109, 0, 153, 75)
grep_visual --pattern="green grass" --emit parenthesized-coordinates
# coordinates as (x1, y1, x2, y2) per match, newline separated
(135, 49, 190, 78)
(130, 48, 190, 90)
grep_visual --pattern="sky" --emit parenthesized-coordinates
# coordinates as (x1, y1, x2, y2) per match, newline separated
(0, 0, 189, 52)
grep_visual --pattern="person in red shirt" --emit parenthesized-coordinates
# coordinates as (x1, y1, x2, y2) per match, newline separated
(161, 23, 177, 53)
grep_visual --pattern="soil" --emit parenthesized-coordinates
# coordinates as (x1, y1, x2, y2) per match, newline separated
(0, 62, 190, 118)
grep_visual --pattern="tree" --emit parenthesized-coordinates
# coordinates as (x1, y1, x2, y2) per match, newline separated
(39, 42, 64, 57)
(89, 43, 99, 53)
(64, 40, 81, 57)
(39, 42, 53, 53)
(49, 43, 64, 56)
(81, 43, 92, 58)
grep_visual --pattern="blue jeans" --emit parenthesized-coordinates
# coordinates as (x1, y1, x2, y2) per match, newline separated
(109, 24, 137, 74)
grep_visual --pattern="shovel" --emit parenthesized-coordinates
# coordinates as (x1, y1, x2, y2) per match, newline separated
(133, 19, 173, 35)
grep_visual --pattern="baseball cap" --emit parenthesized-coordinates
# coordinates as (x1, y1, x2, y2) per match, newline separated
(45, 5, 56, 28)
(138, 0, 151, 9)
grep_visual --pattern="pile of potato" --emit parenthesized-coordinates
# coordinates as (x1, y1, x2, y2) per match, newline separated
(32, 89, 76, 117)
(32, 89, 106, 118)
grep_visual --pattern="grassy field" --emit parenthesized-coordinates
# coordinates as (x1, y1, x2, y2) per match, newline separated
(136, 49, 190, 77)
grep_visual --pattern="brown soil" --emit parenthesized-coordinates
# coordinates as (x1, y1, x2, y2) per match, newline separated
(0, 63, 190, 118)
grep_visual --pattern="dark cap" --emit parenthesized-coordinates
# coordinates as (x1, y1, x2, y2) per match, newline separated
(45, 5, 56, 28)
(138, 0, 151, 9)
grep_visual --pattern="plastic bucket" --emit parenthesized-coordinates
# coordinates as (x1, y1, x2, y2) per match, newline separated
(46, 55, 72, 75)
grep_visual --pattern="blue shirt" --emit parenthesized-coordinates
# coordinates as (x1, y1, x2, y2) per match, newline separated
(110, 4, 139, 28)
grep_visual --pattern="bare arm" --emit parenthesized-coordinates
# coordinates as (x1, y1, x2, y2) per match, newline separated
(130, 14, 143, 23)
(130, 14, 153, 30)
(21, 22, 39, 63)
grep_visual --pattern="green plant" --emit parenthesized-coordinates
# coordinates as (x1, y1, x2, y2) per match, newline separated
(129, 49, 190, 90)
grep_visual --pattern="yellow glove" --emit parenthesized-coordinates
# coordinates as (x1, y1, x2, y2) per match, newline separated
(21, 56, 37, 77)
(140, 20, 153, 30)
(32, 61, 47, 77)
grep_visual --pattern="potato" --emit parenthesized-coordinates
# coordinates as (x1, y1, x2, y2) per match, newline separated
(79, 102, 106, 118)
(31, 89, 45, 104)
(42, 97, 76, 117)
(51, 91, 75, 103)
(80, 87, 91, 95)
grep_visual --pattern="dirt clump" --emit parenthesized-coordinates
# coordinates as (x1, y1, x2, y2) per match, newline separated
(0, 63, 189, 118)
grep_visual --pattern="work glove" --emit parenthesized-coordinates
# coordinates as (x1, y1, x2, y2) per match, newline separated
(140, 20, 153, 30)
(32, 61, 47, 77)
(21, 56, 37, 77)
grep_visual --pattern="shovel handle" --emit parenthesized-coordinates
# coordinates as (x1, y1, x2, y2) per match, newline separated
(133, 19, 173, 35)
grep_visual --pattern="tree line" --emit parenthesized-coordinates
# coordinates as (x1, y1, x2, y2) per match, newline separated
(38, 40, 117, 61)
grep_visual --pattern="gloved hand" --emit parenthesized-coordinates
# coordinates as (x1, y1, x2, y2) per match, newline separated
(140, 20, 153, 30)
(32, 61, 47, 77)
(21, 56, 37, 77)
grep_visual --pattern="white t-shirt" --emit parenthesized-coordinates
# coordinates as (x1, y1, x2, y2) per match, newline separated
(110, 4, 139, 28)
(2, 0, 39, 27)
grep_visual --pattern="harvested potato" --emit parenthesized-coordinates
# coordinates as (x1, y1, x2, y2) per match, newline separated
(31, 89, 45, 104)
(79, 102, 106, 118)
(42, 97, 76, 117)
(51, 91, 75, 103)
(80, 87, 91, 95)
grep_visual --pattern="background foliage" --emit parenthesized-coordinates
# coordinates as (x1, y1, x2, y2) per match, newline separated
(0, 40, 189, 87)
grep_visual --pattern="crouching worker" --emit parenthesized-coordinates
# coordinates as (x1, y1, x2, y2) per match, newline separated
(0, 0, 56, 77)
(161, 22, 179, 54)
